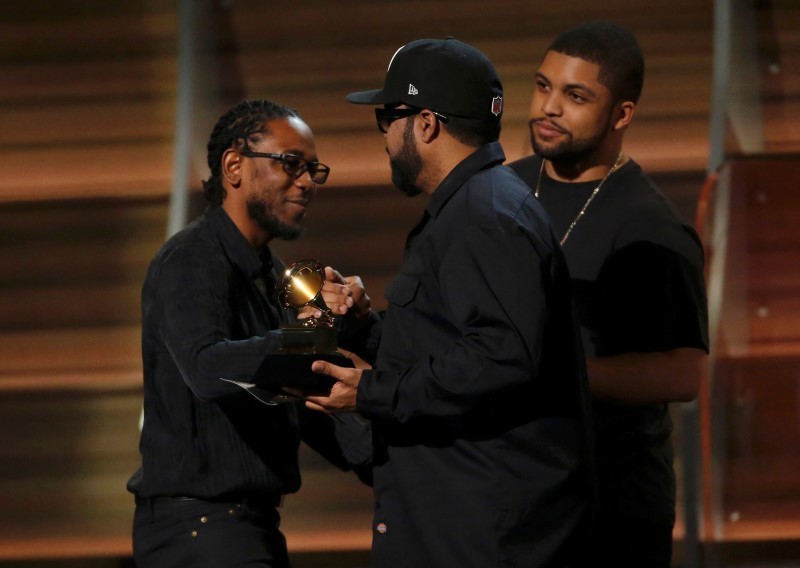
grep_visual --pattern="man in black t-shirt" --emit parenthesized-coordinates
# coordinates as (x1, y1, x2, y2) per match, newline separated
(509, 21, 709, 568)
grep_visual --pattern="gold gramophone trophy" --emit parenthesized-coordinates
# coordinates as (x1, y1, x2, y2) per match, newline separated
(252, 260, 353, 398)
(276, 259, 338, 354)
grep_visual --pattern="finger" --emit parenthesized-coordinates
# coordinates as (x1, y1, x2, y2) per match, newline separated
(296, 306, 315, 319)
(304, 399, 330, 413)
(320, 299, 350, 315)
(324, 266, 345, 284)
(319, 286, 353, 313)
(319, 292, 354, 314)
(283, 386, 336, 411)
(321, 281, 351, 296)
(311, 359, 340, 377)
(327, 292, 354, 306)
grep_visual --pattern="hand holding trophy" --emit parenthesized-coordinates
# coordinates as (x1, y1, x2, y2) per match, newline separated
(251, 260, 354, 402)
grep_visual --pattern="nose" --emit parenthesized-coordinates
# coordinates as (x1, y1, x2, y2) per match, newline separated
(536, 91, 561, 117)
(294, 170, 317, 194)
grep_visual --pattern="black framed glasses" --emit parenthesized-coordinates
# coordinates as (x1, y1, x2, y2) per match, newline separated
(239, 151, 330, 184)
(374, 107, 449, 133)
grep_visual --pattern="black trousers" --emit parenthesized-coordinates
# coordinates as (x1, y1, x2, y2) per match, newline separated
(133, 497, 289, 568)
(578, 511, 673, 568)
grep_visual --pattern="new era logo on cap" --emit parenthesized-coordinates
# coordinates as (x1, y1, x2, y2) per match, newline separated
(346, 37, 504, 121)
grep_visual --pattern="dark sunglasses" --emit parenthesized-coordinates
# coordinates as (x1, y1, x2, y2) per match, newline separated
(239, 151, 330, 184)
(374, 107, 449, 134)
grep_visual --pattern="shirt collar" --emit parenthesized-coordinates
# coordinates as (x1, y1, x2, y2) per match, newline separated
(426, 141, 506, 218)
(207, 206, 270, 279)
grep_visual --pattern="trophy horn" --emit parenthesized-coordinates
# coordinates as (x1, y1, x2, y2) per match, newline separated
(276, 260, 335, 327)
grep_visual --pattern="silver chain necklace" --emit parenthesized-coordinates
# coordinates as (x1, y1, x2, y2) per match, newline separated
(534, 151, 624, 246)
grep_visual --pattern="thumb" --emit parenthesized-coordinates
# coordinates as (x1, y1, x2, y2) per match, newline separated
(311, 359, 340, 378)
(324, 266, 345, 284)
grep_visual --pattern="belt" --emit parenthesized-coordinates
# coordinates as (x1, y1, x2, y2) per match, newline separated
(135, 493, 283, 509)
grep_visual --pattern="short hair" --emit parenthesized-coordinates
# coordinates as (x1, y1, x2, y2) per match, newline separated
(202, 99, 300, 206)
(548, 21, 644, 103)
(442, 115, 501, 147)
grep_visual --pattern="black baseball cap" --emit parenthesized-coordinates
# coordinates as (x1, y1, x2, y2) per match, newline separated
(346, 37, 504, 120)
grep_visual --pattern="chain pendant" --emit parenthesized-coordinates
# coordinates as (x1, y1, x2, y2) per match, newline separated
(534, 151, 624, 246)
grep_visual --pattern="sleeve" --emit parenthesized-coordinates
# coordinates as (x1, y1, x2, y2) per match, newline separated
(593, 228, 709, 356)
(154, 244, 284, 402)
(337, 310, 383, 365)
(298, 407, 373, 486)
(357, 222, 552, 424)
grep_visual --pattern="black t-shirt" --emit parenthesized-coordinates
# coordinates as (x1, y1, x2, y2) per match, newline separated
(510, 155, 709, 526)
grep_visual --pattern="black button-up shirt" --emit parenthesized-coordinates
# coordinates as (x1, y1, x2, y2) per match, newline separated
(354, 143, 594, 566)
(128, 206, 369, 500)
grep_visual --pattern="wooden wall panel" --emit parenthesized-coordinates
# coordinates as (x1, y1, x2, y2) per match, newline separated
(703, 157, 800, 544)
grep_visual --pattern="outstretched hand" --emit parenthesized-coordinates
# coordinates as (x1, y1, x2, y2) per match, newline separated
(329, 267, 372, 323)
(298, 266, 371, 322)
(297, 266, 353, 319)
(286, 350, 371, 414)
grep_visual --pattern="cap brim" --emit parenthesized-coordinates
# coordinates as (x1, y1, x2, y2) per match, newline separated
(345, 89, 392, 105)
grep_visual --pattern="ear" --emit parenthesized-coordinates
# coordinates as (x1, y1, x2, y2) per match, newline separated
(221, 148, 243, 188)
(612, 101, 636, 131)
(417, 109, 441, 144)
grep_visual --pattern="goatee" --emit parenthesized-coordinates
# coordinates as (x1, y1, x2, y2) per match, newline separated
(529, 112, 614, 165)
(246, 199, 303, 241)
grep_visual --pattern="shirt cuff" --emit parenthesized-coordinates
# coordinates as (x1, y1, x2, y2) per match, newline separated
(356, 368, 396, 421)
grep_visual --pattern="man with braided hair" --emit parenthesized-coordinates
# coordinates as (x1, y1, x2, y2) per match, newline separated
(128, 99, 371, 567)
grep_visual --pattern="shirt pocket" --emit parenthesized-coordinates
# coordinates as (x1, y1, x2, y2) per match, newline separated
(385, 273, 420, 307)
(382, 273, 421, 362)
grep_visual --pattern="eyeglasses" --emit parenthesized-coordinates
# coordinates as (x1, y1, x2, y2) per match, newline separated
(374, 107, 449, 133)
(239, 151, 330, 184)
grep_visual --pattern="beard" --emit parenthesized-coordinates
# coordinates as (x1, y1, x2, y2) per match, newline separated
(389, 119, 423, 197)
(529, 110, 614, 166)
(246, 198, 303, 241)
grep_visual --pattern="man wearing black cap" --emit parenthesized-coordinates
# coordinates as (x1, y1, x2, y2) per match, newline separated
(297, 38, 595, 567)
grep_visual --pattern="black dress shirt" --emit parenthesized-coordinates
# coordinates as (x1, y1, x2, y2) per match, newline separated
(353, 143, 594, 567)
(128, 206, 370, 500)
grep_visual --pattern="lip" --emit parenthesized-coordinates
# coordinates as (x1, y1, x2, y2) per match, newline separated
(286, 199, 310, 210)
(533, 119, 567, 139)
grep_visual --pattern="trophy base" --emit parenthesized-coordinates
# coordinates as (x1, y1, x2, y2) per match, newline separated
(250, 325, 354, 397)
(280, 324, 337, 353)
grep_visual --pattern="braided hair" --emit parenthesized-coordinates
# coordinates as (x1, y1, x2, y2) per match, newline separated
(202, 99, 301, 206)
